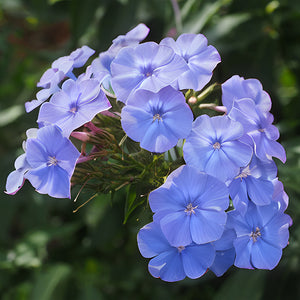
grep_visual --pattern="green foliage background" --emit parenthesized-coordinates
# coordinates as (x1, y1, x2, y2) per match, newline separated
(0, 0, 299, 299)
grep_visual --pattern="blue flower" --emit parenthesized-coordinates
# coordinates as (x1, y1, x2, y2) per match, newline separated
(110, 42, 188, 103)
(222, 75, 272, 113)
(222, 76, 286, 163)
(210, 229, 236, 277)
(121, 86, 193, 153)
(227, 201, 291, 270)
(149, 165, 229, 246)
(160, 33, 220, 91)
(25, 46, 95, 112)
(183, 115, 253, 182)
(5, 128, 38, 195)
(23, 125, 80, 198)
(37, 79, 111, 137)
(91, 24, 149, 95)
(229, 155, 277, 215)
(137, 221, 215, 282)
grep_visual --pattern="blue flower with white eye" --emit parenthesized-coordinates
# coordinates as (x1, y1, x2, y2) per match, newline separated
(150, 165, 229, 247)
(91, 24, 149, 95)
(183, 115, 253, 182)
(37, 79, 111, 137)
(229, 154, 277, 215)
(222, 76, 286, 163)
(160, 33, 220, 91)
(25, 46, 95, 112)
(227, 201, 291, 270)
(121, 86, 193, 153)
(110, 41, 188, 103)
(137, 221, 215, 282)
(6, 125, 80, 198)
(24, 125, 80, 198)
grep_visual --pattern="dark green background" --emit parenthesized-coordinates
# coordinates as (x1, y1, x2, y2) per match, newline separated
(0, 0, 299, 299)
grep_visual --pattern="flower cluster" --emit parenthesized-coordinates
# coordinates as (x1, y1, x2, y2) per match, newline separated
(6, 24, 291, 281)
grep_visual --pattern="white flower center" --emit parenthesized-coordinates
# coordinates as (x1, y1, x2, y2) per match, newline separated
(153, 113, 162, 122)
(47, 156, 58, 166)
(213, 142, 221, 149)
(177, 246, 185, 253)
(184, 203, 198, 215)
(250, 227, 261, 242)
(235, 165, 251, 180)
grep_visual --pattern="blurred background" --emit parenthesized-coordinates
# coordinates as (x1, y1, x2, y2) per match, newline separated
(0, 0, 300, 299)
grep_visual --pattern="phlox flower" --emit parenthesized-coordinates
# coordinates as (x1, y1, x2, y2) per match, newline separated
(37, 78, 111, 137)
(137, 221, 215, 282)
(91, 24, 149, 95)
(222, 76, 286, 163)
(227, 201, 291, 270)
(25, 45, 95, 112)
(183, 115, 253, 182)
(160, 33, 220, 91)
(24, 125, 80, 198)
(222, 75, 272, 113)
(229, 155, 277, 215)
(6, 125, 80, 198)
(150, 165, 229, 246)
(110, 41, 188, 103)
(121, 86, 193, 153)
(5, 128, 38, 195)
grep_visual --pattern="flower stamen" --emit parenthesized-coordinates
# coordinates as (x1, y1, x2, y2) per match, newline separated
(250, 227, 261, 242)
(184, 203, 198, 215)
(47, 156, 58, 166)
(213, 142, 221, 149)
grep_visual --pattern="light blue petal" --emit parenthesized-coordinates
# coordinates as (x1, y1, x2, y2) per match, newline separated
(137, 222, 171, 258)
(148, 249, 186, 282)
(160, 212, 192, 247)
(251, 239, 282, 270)
(182, 243, 215, 279)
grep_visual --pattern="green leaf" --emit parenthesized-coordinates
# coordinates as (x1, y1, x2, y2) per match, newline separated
(123, 184, 144, 224)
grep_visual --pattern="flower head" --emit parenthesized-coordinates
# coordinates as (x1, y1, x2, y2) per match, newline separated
(183, 115, 253, 182)
(149, 165, 229, 246)
(24, 125, 80, 198)
(121, 86, 193, 153)
(91, 24, 149, 95)
(160, 33, 220, 91)
(137, 221, 215, 282)
(227, 201, 291, 270)
(37, 79, 111, 137)
(25, 46, 95, 112)
(111, 42, 188, 103)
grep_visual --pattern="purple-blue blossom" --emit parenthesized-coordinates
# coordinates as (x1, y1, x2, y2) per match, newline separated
(222, 76, 286, 163)
(37, 78, 111, 137)
(24, 125, 80, 198)
(91, 24, 149, 95)
(137, 221, 215, 282)
(227, 201, 291, 270)
(183, 115, 253, 182)
(110, 42, 188, 103)
(121, 86, 193, 153)
(229, 154, 277, 215)
(25, 45, 95, 112)
(160, 33, 220, 91)
(150, 165, 229, 246)
(6, 125, 80, 198)
(5, 128, 38, 195)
